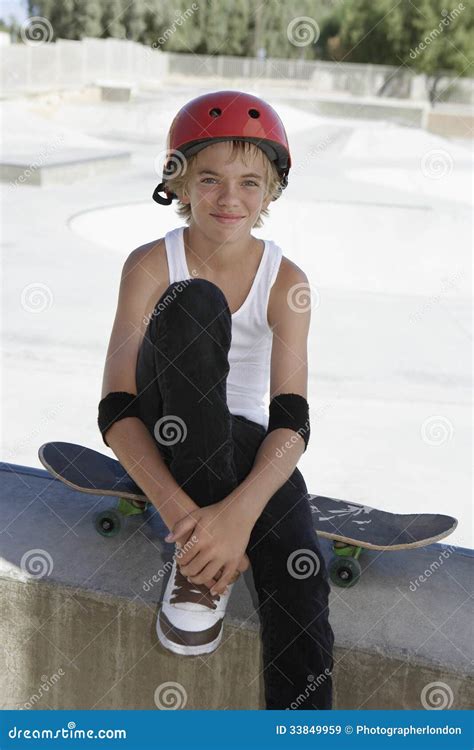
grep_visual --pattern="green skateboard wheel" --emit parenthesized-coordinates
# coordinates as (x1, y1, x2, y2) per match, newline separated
(329, 556, 361, 588)
(94, 509, 122, 537)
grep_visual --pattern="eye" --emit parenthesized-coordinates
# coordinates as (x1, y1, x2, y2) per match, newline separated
(200, 177, 259, 187)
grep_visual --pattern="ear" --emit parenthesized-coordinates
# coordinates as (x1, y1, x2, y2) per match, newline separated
(180, 192, 190, 205)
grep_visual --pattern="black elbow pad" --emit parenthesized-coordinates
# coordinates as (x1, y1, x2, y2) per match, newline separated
(266, 393, 310, 451)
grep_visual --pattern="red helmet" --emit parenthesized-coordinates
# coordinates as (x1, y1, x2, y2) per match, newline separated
(153, 90, 291, 205)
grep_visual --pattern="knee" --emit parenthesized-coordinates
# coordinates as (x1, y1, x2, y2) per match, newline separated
(155, 278, 229, 319)
(146, 279, 231, 346)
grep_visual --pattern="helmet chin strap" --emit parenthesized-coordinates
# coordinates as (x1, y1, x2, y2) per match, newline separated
(153, 182, 175, 205)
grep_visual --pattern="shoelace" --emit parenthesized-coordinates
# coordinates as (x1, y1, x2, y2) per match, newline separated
(170, 565, 221, 610)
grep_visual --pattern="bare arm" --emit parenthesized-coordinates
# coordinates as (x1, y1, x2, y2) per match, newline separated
(100, 245, 199, 531)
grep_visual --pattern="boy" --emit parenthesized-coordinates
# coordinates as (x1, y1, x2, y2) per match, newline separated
(98, 91, 334, 709)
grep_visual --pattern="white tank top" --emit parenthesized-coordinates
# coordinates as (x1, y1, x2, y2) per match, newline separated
(164, 226, 283, 429)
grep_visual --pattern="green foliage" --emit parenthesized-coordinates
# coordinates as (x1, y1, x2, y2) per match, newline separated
(25, 0, 472, 76)
(159, 2, 202, 53)
(122, 0, 147, 41)
(226, 0, 251, 56)
(101, 0, 126, 39)
(410, 0, 473, 76)
(202, 0, 227, 54)
(324, 0, 472, 76)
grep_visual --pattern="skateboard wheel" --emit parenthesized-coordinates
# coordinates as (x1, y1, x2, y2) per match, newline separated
(94, 509, 122, 537)
(329, 556, 361, 588)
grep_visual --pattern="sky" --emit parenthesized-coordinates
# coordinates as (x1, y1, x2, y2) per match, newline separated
(0, 0, 27, 24)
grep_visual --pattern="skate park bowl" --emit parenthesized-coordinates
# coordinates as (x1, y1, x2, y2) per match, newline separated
(1, 83, 472, 710)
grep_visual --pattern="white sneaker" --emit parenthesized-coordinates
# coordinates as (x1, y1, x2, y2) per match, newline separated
(156, 556, 236, 656)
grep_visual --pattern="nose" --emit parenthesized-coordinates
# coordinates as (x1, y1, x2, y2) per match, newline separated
(216, 180, 240, 208)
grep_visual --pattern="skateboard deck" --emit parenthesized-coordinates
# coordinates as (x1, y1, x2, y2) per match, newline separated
(38, 441, 458, 587)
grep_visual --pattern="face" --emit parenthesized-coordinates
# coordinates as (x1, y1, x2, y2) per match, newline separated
(180, 141, 272, 235)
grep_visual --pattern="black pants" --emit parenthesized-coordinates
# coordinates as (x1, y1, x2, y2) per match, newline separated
(136, 278, 334, 710)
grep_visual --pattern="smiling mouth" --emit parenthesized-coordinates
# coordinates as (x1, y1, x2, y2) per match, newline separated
(210, 214, 245, 221)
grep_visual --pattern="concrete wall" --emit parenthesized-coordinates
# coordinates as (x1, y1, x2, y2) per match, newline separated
(0, 464, 472, 710)
(1, 37, 472, 106)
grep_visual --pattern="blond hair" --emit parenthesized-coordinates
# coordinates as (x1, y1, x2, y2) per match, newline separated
(163, 140, 283, 229)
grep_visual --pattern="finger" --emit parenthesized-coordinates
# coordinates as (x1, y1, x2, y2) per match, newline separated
(175, 537, 202, 566)
(176, 548, 199, 568)
(187, 561, 222, 586)
(210, 565, 235, 596)
(203, 575, 220, 590)
(165, 515, 196, 542)
(179, 552, 209, 578)
(237, 554, 250, 573)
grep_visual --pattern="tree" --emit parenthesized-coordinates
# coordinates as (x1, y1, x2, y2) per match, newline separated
(202, 0, 227, 54)
(122, 0, 147, 41)
(321, 0, 472, 83)
(410, 0, 473, 100)
(74, 0, 102, 38)
(332, 0, 395, 64)
(260, 0, 286, 58)
(141, 0, 171, 47)
(161, 2, 202, 53)
(101, 0, 126, 39)
(226, 0, 251, 56)
(28, 0, 71, 39)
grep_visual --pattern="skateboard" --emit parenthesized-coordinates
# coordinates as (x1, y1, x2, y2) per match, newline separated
(308, 495, 457, 587)
(38, 441, 458, 588)
(38, 441, 151, 538)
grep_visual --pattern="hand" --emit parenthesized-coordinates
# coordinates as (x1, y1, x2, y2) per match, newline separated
(164, 500, 252, 595)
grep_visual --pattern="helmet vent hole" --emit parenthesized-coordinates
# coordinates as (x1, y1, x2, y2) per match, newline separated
(248, 109, 260, 118)
(209, 107, 222, 118)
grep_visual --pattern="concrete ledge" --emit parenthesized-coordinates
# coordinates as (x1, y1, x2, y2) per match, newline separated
(0, 463, 472, 709)
(95, 80, 134, 102)
(0, 148, 131, 186)
(425, 107, 474, 139)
